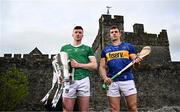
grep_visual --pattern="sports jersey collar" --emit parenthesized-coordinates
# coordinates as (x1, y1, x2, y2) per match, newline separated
(70, 43, 83, 47)
(110, 42, 123, 47)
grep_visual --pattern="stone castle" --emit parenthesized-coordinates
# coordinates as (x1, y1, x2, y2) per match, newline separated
(0, 14, 180, 111)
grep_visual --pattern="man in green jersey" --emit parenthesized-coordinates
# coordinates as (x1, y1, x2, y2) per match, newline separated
(60, 26, 97, 112)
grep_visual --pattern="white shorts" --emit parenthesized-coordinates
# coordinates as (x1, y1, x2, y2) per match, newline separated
(107, 80, 137, 97)
(62, 77, 90, 98)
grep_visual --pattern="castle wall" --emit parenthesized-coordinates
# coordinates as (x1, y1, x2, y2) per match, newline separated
(1, 55, 180, 111)
(89, 63, 180, 111)
(135, 63, 180, 110)
(0, 52, 101, 111)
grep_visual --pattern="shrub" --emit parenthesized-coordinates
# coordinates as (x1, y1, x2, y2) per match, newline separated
(0, 64, 28, 110)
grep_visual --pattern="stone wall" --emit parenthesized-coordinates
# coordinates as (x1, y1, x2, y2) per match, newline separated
(89, 62, 180, 111)
(1, 54, 179, 111)
(135, 63, 180, 110)
(0, 55, 52, 111)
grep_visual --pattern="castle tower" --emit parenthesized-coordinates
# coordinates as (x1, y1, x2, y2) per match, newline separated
(92, 14, 124, 60)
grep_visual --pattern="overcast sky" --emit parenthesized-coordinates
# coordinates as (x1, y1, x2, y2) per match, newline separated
(0, 0, 180, 61)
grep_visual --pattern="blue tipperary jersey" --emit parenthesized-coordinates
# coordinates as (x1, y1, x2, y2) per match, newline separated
(101, 42, 136, 81)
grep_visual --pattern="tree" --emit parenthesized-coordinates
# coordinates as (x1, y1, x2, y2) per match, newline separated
(0, 64, 28, 110)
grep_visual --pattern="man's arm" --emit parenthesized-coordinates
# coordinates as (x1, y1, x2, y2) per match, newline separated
(71, 56, 97, 70)
(130, 54, 137, 60)
(130, 53, 142, 69)
(130, 53, 143, 62)
(99, 58, 112, 85)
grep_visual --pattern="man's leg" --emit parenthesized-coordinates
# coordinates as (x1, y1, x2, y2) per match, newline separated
(107, 82, 121, 112)
(120, 80, 137, 112)
(76, 77, 90, 111)
(125, 94, 137, 112)
(108, 96, 120, 112)
(77, 96, 89, 112)
(63, 97, 76, 112)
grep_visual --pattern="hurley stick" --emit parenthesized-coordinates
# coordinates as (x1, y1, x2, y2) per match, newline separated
(102, 46, 151, 89)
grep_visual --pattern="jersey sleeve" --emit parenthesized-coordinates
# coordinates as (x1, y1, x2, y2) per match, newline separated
(60, 45, 65, 52)
(101, 49, 106, 58)
(88, 47, 95, 56)
(128, 44, 136, 54)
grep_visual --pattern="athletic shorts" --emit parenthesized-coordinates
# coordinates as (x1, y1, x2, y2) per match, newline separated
(107, 80, 137, 97)
(62, 77, 90, 98)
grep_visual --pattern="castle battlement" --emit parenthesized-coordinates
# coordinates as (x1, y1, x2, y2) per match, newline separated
(133, 23, 144, 34)
(1, 47, 56, 61)
(123, 29, 169, 46)
(99, 14, 124, 31)
(100, 14, 124, 23)
(1, 53, 56, 60)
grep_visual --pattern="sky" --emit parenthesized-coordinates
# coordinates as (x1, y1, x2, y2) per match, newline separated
(0, 0, 180, 61)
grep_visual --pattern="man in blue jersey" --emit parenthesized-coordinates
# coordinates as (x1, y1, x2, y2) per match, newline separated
(99, 25, 142, 112)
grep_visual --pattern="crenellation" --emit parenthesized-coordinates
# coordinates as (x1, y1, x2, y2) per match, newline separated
(133, 23, 144, 34)
(23, 54, 29, 59)
(100, 14, 111, 23)
(113, 15, 124, 23)
(1, 53, 53, 61)
(14, 54, 22, 59)
(4, 54, 12, 58)
(158, 30, 169, 45)
(42, 54, 49, 60)
(100, 14, 124, 30)
(123, 32, 157, 46)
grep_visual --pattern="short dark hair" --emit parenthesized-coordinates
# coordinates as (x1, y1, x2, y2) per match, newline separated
(109, 25, 123, 33)
(110, 25, 119, 30)
(73, 26, 83, 31)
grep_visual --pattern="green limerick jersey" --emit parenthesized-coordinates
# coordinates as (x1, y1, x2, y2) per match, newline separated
(60, 44, 95, 80)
